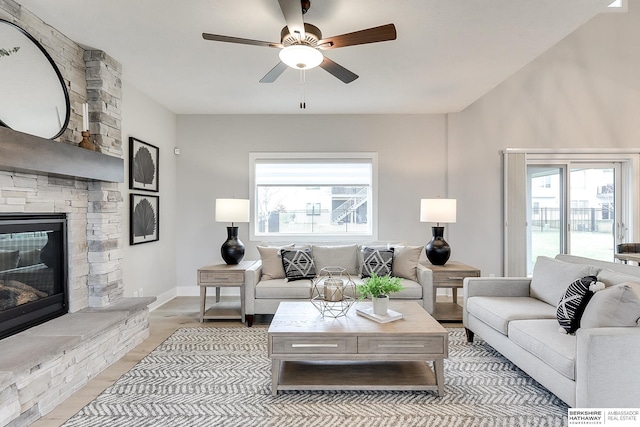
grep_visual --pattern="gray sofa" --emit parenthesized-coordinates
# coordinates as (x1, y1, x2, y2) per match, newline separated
(243, 243, 433, 326)
(463, 254, 640, 408)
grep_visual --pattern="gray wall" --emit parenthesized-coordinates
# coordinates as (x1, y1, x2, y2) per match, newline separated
(175, 114, 447, 292)
(121, 81, 178, 305)
(448, 4, 640, 276)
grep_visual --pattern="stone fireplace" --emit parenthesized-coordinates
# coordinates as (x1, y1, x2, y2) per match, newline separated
(0, 2, 154, 426)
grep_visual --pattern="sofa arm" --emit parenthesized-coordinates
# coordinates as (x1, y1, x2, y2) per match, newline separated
(576, 327, 640, 408)
(416, 263, 434, 313)
(243, 260, 262, 316)
(463, 277, 532, 328)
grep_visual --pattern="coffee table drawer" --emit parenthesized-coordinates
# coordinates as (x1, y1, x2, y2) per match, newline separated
(358, 336, 445, 354)
(272, 337, 357, 354)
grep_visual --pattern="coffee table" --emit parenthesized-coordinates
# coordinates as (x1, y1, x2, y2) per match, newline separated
(267, 301, 448, 396)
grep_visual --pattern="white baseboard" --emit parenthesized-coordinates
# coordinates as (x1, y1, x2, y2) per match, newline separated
(148, 287, 178, 311)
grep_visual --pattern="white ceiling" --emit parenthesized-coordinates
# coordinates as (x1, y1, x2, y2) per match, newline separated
(18, 0, 613, 114)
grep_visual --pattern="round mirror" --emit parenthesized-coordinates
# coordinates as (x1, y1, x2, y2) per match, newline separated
(0, 19, 70, 140)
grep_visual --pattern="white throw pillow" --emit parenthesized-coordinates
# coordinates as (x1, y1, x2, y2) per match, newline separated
(530, 256, 597, 306)
(391, 245, 422, 282)
(581, 282, 640, 328)
(257, 245, 293, 280)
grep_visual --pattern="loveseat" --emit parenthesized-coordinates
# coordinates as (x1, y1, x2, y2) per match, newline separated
(243, 243, 433, 326)
(463, 254, 640, 408)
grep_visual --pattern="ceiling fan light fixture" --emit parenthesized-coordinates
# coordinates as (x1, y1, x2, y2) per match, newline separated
(279, 45, 323, 70)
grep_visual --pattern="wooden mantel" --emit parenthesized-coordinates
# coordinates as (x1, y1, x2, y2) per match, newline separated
(0, 127, 123, 183)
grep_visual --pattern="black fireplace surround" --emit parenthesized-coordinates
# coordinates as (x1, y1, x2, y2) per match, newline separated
(0, 213, 68, 340)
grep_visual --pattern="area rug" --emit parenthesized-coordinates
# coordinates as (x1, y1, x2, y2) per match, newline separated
(62, 327, 568, 427)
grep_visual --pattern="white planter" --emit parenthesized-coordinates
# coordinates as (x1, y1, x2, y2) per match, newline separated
(372, 296, 389, 315)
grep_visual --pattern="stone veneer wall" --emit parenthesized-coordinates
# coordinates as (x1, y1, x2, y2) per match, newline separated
(0, 2, 152, 426)
(0, 0, 124, 310)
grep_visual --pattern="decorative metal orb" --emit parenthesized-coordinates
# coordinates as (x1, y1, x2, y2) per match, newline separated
(310, 267, 356, 318)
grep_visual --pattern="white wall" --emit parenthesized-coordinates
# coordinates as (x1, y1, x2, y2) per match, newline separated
(175, 114, 447, 293)
(121, 81, 178, 307)
(448, 4, 640, 276)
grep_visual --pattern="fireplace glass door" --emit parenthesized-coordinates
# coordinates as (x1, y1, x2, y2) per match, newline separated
(0, 214, 67, 339)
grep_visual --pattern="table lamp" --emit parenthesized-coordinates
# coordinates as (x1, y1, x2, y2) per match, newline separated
(215, 198, 250, 264)
(420, 198, 457, 265)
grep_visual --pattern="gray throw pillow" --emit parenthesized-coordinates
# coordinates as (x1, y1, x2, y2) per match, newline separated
(311, 245, 359, 276)
(581, 282, 640, 328)
(530, 256, 597, 306)
(362, 247, 394, 278)
(280, 248, 316, 281)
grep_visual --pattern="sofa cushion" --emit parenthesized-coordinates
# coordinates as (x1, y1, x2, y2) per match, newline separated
(466, 296, 557, 335)
(257, 245, 293, 280)
(255, 278, 312, 299)
(280, 248, 316, 281)
(391, 245, 422, 281)
(508, 319, 577, 380)
(556, 275, 599, 334)
(581, 282, 640, 329)
(530, 256, 596, 306)
(312, 245, 359, 276)
(596, 269, 640, 287)
(391, 279, 423, 299)
(361, 247, 394, 278)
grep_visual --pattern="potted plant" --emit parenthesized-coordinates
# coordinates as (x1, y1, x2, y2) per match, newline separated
(356, 272, 404, 315)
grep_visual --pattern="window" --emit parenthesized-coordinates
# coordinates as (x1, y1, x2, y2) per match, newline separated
(250, 153, 377, 240)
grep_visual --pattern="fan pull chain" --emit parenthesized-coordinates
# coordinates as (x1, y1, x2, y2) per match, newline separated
(299, 70, 306, 109)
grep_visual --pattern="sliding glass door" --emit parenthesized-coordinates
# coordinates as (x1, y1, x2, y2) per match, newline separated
(527, 163, 621, 274)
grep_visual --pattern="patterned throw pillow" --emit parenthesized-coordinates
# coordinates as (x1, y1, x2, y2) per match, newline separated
(362, 247, 394, 278)
(556, 275, 600, 334)
(280, 248, 316, 281)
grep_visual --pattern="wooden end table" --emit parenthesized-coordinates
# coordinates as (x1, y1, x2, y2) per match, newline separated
(422, 261, 480, 322)
(197, 261, 254, 323)
(268, 301, 448, 396)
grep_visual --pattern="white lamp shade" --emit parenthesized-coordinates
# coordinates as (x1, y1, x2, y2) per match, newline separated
(279, 45, 323, 70)
(215, 199, 250, 223)
(420, 199, 456, 223)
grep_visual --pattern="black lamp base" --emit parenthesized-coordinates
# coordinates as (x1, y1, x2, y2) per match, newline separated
(425, 226, 451, 265)
(221, 226, 245, 265)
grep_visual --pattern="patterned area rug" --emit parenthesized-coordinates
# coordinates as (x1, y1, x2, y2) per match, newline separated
(62, 327, 568, 427)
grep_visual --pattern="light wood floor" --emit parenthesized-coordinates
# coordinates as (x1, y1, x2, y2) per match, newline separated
(31, 296, 462, 427)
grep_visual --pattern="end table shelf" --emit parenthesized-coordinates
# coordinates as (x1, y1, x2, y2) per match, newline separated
(197, 261, 254, 323)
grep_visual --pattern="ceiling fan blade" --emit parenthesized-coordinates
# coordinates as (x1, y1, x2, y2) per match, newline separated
(202, 33, 282, 48)
(259, 62, 288, 83)
(318, 24, 397, 50)
(319, 57, 358, 84)
(278, 0, 306, 40)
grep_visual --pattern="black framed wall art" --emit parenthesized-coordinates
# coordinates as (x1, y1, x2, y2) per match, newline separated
(129, 137, 159, 192)
(130, 193, 159, 245)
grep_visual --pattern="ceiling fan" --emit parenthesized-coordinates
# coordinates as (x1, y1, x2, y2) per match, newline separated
(202, 0, 397, 84)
